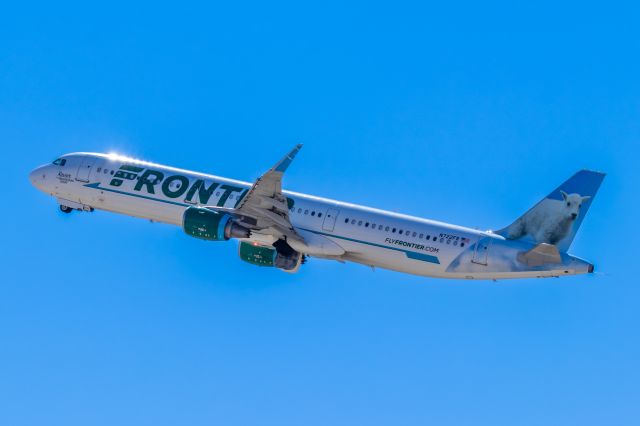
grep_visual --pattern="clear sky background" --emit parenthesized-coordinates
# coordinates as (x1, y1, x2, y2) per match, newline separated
(1, 2, 639, 425)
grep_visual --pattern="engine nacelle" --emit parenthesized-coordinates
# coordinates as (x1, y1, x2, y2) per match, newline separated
(239, 242, 277, 266)
(238, 241, 303, 273)
(183, 206, 250, 241)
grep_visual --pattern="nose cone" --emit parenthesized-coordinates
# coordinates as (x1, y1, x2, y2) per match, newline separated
(29, 166, 47, 191)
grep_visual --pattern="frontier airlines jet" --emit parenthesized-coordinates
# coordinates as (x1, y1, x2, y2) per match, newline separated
(29, 146, 604, 280)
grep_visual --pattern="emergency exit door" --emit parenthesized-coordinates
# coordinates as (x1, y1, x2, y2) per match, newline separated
(322, 209, 340, 232)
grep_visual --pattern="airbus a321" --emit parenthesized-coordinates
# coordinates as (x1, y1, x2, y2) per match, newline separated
(29, 146, 604, 280)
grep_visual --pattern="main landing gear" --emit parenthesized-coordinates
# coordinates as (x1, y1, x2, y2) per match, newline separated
(60, 205, 73, 214)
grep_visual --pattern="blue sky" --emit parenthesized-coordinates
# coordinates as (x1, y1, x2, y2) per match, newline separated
(1, 2, 639, 425)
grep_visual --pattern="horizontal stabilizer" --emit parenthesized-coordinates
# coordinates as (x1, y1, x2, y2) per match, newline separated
(517, 243, 561, 267)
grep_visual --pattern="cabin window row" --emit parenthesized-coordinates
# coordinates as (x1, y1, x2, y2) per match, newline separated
(97, 167, 116, 175)
(342, 217, 466, 247)
(295, 208, 323, 218)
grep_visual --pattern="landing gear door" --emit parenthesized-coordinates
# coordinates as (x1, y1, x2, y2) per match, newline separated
(472, 237, 491, 265)
(322, 208, 340, 232)
(76, 157, 98, 182)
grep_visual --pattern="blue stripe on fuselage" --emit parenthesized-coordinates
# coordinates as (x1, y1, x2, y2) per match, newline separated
(85, 182, 441, 265)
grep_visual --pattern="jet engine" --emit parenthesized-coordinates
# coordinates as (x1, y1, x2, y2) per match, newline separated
(238, 240, 303, 273)
(183, 206, 250, 241)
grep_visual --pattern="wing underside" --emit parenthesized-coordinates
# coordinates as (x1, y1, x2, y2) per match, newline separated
(207, 144, 304, 245)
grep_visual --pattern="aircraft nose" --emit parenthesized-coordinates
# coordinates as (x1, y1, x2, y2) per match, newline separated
(29, 166, 46, 190)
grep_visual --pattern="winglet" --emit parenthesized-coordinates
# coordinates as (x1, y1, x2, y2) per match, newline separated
(273, 144, 303, 173)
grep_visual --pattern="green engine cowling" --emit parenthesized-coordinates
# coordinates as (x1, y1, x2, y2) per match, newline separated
(238, 241, 303, 272)
(239, 241, 277, 266)
(183, 206, 249, 241)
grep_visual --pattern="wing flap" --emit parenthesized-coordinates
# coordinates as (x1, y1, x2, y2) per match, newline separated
(214, 144, 303, 243)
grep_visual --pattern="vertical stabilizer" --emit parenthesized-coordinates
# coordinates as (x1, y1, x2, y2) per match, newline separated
(496, 170, 605, 252)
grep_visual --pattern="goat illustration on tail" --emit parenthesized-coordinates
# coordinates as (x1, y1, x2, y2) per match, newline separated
(496, 170, 605, 252)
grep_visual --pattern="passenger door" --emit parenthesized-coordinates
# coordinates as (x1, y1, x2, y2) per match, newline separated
(472, 238, 491, 265)
(76, 157, 98, 182)
(322, 208, 340, 232)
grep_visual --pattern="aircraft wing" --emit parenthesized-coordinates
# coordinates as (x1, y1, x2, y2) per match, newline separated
(227, 144, 304, 244)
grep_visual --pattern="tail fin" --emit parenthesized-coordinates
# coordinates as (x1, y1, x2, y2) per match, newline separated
(496, 169, 605, 252)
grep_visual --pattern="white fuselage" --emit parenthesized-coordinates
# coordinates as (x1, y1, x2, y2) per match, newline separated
(29, 153, 592, 280)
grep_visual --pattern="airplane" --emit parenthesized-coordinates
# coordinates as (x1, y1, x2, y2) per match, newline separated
(29, 145, 605, 280)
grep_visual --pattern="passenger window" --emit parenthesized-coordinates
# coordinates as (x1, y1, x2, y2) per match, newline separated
(311, 211, 315, 216)
(318, 213, 322, 218)
(399, 230, 403, 235)
(298, 208, 302, 213)
(385, 226, 390, 232)
(110, 170, 114, 175)
(461, 243, 465, 247)
(97, 167, 102, 172)
(392, 228, 396, 233)
(419, 233, 424, 239)
(304, 209, 309, 215)
(453, 241, 458, 246)
(358, 220, 362, 226)
(412, 232, 417, 237)
(365, 222, 369, 227)
(351, 219, 356, 224)
(345, 218, 349, 223)
(433, 236, 437, 241)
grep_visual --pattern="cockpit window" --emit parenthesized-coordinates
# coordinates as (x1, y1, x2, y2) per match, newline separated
(52, 158, 67, 166)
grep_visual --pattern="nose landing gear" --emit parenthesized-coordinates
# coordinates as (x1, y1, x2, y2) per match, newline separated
(58, 200, 94, 214)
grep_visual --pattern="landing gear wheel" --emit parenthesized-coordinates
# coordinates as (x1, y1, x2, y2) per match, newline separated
(59, 205, 73, 214)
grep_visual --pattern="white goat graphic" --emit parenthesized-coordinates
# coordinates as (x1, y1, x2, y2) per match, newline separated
(505, 191, 591, 245)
